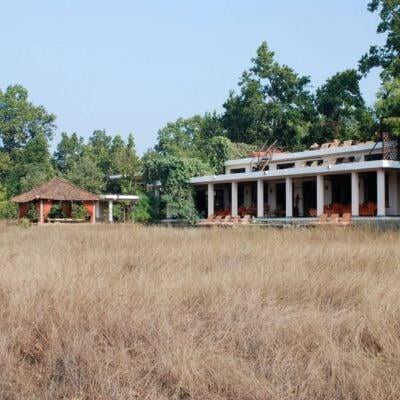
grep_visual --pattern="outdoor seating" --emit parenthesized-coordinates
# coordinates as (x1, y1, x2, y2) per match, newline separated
(240, 215, 251, 225)
(328, 213, 340, 223)
(359, 202, 377, 216)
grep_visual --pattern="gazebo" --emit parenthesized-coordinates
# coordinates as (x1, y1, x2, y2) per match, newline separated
(12, 178, 99, 224)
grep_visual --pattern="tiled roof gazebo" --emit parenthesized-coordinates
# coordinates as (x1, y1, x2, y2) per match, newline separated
(12, 178, 100, 224)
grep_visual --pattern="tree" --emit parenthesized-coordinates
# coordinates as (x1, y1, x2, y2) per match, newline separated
(8, 132, 55, 194)
(314, 70, 375, 142)
(222, 42, 316, 148)
(108, 134, 141, 193)
(359, 0, 400, 78)
(0, 85, 56, 153)
(88, 129, 112, 175)
(54, 132, 85, 173)
(143, 153, 211, 223)
(375, 77, 400, 135)
(66, 152, 105, 193)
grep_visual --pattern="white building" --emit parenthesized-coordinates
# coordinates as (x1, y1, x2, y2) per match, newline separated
(190, 137, 400, 219)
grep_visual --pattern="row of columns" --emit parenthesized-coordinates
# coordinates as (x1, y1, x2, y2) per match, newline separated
(207, 169, 387, 218)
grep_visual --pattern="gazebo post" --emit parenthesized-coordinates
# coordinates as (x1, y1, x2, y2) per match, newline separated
(92, 201, 96, 224)
(39, 200, 44, 224)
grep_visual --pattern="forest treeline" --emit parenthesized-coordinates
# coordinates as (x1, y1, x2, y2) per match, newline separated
(0, 0, 399, 221)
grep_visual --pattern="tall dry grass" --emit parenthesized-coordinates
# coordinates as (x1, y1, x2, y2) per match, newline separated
(0, 223, 400, 399)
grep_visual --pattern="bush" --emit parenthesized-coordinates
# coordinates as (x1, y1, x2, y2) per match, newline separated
(133, 194, 152, 223)
(26, 204, 38, 221)
(71, 204, 88, 220)
(0, 200, 17, 220)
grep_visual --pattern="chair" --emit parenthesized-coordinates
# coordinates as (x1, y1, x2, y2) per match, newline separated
(220, 215, 232, 226)
(198, 215, 214, 226)
(240, 215, 251, 225)
(339, 213, 352, 226)
(313, 214, 328, 225)
(327, 213, 340, 223)
(308, 208, 317, 217)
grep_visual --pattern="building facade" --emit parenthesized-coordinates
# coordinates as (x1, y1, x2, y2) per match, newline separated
(190, 139, 400, 219)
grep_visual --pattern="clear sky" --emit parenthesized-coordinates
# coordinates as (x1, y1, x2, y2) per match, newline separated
(0, 0, 385, 154)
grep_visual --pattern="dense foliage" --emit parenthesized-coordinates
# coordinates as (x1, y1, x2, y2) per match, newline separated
(0, 1, 398, 221)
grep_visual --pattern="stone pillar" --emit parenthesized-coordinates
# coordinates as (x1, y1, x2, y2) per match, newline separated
(377, 169, 386, 217)
(285, 177, 293, 218)
(39, 199, 44, 224)
(108, 200, 113, 223)
(257, 179, 264, 218)
(92, 201, 96, 224)
(316, 175, 324, 216)
(231, 181, 238, 217)
(207, 183, 214, 217)
(351, 172, 360, 216)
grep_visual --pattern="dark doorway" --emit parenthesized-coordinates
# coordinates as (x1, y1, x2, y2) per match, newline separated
(276, 182, 286, 215)
(194, 189, 207, 217)
(303, 180, 316, 216)
(363, 173, 377, 203)
(331, 175, 351, 205)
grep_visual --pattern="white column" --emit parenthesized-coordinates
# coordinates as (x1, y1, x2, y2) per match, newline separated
(351, 172, 359, 216)
(257, 179, 264, 218)
(316, 175, 324, 216)
(231, 181, 238, 217)
(108, 200, 113, 223)
(285, 177, 293, 218)
(207, 183, 214, 217)
(377, 169, 386, 217)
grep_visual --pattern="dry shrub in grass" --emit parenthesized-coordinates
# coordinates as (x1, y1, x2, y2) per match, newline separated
(1, 223, 400, 399)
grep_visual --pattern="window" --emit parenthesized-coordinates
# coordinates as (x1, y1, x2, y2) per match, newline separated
(230, 168, 246, 174)
(277, 163, 295, 170)
(306, 159, 323, 167)
(365, 153, 383, 161)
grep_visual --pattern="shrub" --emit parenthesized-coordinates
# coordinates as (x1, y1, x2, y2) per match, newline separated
(71, 204, 88, 220)
(0, 200, 17, 220)
(132, 193, 152, 223)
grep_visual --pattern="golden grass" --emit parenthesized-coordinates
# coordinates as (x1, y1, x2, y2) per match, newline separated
(1, 223, 400, 399)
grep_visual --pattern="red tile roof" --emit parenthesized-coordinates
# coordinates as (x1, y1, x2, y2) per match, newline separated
(11, 178, 100, 203)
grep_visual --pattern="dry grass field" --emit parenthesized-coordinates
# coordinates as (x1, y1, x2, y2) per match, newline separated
(1, 223, 400, 399)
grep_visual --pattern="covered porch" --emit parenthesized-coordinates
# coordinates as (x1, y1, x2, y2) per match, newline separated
(193, 164, 400, 220)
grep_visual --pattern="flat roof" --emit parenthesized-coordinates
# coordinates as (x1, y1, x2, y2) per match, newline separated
(190, 160, 400, 185)
(224, 142, 382, 167)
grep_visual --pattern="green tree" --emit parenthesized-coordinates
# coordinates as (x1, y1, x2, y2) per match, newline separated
(108, 134, 141, 193)
(0, 85, 56, 153)
(359, 0, 400, 78)
(314, 70, 375, 142)
(8, 132, 55, 194)
(66, 152, 105, 193)
(222, 42, 316, 148)
(143, 153, 211, 223)
(376, 77, 400, 135)
(54, 132, 85, 173)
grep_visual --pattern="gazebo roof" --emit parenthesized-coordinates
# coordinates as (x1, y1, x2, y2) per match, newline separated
(11, 178, 100, 203)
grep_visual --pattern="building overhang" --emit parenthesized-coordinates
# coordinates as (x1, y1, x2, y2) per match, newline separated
(190, 160, 400, 185)
(224, 142, 383, 167)
(99, 194, 139, 201)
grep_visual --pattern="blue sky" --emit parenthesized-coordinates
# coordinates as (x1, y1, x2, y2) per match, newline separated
(0, 1, 384, 154)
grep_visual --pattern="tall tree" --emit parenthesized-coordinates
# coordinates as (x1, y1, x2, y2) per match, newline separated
(314, 70, 375, 142)
(375, 77, 400, 135)
(222, 42, 316, 148)
(359, 0, 400, 78)
(0, 85, 56, 153)
(8, 132, 55, 194)
(54, 132, 85, 173)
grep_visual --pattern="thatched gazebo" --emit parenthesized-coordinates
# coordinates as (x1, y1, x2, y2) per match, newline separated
(11, 178, 100, 224)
